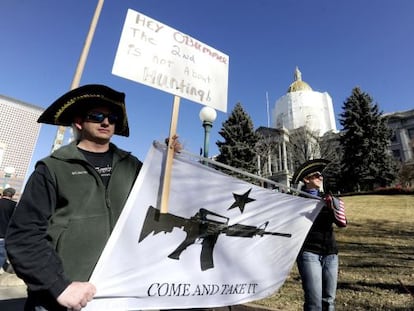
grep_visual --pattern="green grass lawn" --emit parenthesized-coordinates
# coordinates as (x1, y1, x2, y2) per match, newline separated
(255, 195, 414, 311)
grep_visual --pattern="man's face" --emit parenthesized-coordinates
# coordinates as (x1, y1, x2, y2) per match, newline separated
(303, 172, 324, 190)
(75, 106, 119, 143)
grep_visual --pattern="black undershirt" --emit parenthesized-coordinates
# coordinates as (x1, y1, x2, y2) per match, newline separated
(78, 148, 113, 187)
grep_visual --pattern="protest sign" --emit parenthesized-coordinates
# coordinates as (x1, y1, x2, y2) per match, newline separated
(113, 9, 229, 112)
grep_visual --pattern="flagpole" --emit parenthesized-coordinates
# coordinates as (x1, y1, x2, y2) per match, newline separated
(160, 95, 180, 214)
(266, 91, 270, 127)
(51, 0, 105, 152)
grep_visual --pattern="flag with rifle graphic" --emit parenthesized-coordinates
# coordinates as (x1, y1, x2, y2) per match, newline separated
(84, 142, 322, 310)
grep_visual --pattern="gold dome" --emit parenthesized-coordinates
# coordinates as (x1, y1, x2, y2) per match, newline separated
(287, 67, 312, 93)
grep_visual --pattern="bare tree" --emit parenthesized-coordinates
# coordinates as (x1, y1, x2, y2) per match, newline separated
(287, 126, 321, 169)
(255, 130, 277, 177)
(398, 160, 414, 187)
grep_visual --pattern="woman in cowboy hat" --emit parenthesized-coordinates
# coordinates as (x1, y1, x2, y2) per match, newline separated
(292, 159, 347, 311)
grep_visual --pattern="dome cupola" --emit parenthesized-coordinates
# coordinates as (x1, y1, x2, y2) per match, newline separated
(287, 66, 312, 93)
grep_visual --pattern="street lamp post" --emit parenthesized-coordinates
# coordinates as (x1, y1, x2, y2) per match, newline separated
(199, 106, 217, 160)
(3, 166, 15, 189)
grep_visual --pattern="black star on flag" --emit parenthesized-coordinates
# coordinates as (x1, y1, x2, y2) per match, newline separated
(227, 188, 256, 213)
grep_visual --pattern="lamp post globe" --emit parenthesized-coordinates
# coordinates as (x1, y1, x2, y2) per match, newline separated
(3, 166, 15, 189)
(4, 166, 15, 175)
(199, 106, 217, 159)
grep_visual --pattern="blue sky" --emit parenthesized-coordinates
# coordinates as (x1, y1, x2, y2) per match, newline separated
(1, 0, 413, 177)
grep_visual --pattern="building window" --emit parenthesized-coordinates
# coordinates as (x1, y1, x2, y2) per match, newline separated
(392, 149, 401, 161)
(408, 128, 414, 140)
(390, 131, 398, 143)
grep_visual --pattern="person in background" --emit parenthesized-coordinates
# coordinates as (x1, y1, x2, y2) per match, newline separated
(0, 187, 17, 271)
(6, 84, 181, 311)
(292, 159, 347, 311)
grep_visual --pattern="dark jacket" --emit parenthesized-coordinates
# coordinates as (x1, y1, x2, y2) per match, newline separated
(6, 142, 142, 304)
(300, 191, 344, 255)
(301, 203, 339, 255)
(0, 198, 16, 238)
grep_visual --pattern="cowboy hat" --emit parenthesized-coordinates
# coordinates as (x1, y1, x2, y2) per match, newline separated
(37, 84, 129, 137)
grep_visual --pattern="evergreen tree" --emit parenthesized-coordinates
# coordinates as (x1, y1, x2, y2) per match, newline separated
(216, 103, 259, 181)
(339, 87, 397, 192)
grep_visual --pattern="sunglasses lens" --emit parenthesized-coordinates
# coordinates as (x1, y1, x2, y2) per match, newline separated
(107, 114, 118, 124)
(86, 112, 104, 123)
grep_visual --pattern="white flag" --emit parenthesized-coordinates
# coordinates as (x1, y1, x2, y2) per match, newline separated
(84, 142, 322, 310)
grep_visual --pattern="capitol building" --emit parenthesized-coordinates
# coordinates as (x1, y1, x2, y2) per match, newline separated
(257, 67, 414, 188)
(256, 67, 340, 187)
(273, 67, 337, 136)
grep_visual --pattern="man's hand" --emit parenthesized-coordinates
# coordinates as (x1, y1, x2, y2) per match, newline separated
(57, 282, 96, 310)
(165, 134, 183, 153)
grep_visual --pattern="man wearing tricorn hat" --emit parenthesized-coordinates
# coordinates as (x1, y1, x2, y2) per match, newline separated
(292, 159, 347, 311)
(6, 84, 181, 311)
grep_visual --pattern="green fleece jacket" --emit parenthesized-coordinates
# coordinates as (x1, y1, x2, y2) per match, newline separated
(42, 142, 142, 282)
(6, 141, 142, 301)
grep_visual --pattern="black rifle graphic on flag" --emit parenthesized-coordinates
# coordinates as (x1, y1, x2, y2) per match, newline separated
(138, 206, 292, 271)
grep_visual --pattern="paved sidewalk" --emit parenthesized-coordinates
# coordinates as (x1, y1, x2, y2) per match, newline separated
(0, 271, 26, 298)
(0, 271, 26, 309)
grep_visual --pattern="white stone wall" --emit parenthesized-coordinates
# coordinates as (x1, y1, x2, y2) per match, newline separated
(272, 90, 337, 136)
(0, 95, 43, 194)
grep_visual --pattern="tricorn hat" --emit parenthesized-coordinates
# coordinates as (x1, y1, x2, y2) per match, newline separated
(291, 159, 330, 185)
(37, 84, 129, 137)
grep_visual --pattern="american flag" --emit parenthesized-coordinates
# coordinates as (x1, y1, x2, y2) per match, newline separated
(331, 196, 347, 227)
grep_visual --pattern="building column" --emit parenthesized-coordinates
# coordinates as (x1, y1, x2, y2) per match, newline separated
(282, 140, 288, 171)
(278, 143, 282, 172)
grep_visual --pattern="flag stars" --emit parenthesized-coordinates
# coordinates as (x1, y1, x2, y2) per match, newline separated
(228, 188, 256, 213)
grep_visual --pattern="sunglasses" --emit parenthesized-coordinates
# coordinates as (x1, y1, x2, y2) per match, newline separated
(307, 172, 323, 179)
(85, 112, 119, 124)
